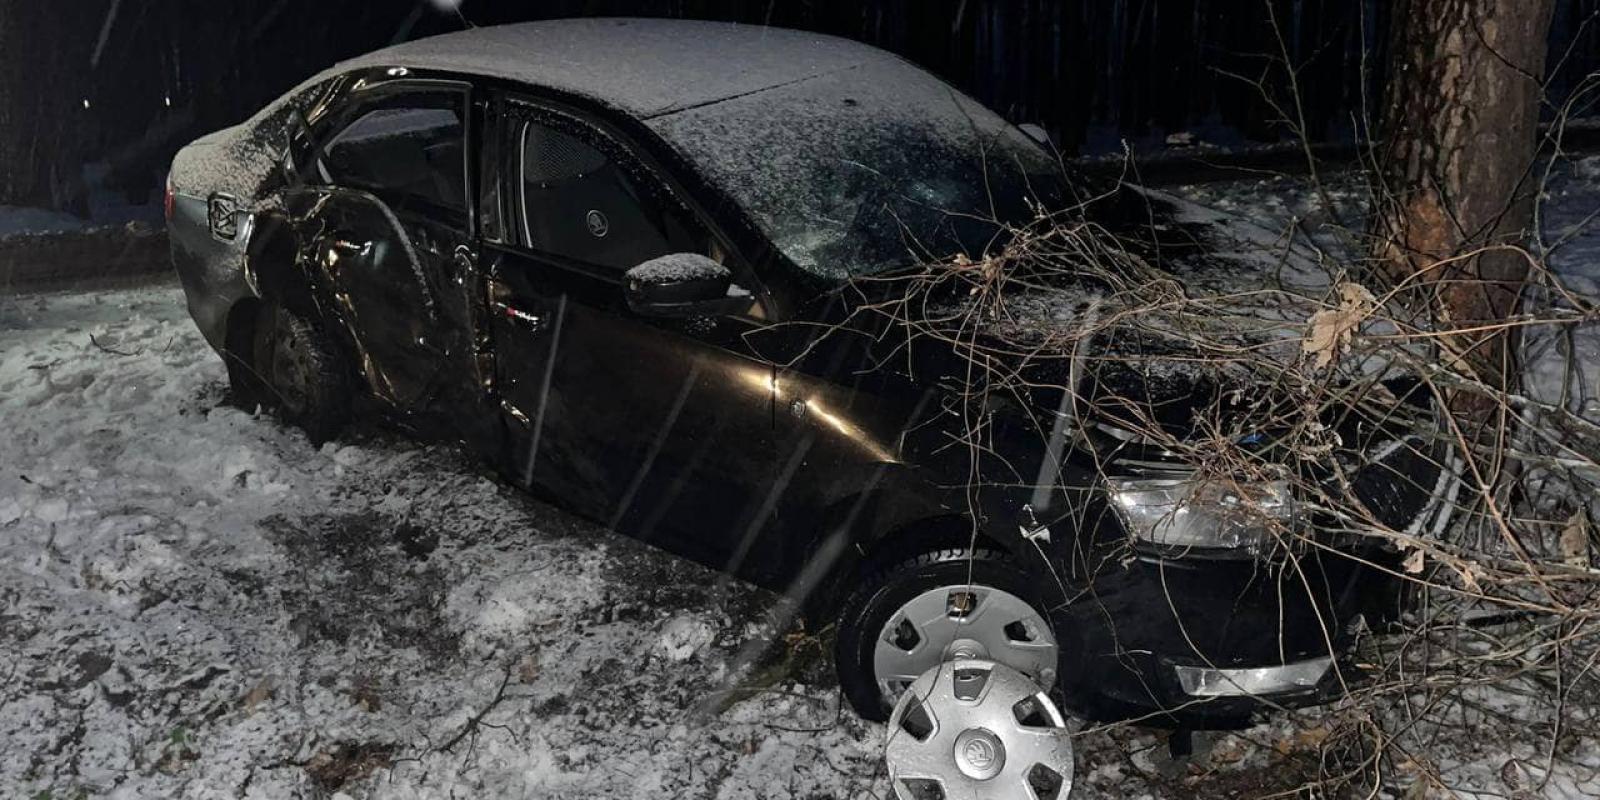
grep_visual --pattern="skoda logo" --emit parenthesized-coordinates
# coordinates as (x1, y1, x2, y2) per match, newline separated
(962, 738, 996, 770)
(585, 209, 609, 238)
(952, 728, 1006, 780)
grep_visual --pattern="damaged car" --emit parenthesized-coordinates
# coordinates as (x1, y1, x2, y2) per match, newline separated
(168, 18, 1449, 729)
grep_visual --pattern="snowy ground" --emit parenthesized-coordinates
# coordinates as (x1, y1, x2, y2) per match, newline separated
(4, 160, 1600, 799)
(0, 289, 890, 798)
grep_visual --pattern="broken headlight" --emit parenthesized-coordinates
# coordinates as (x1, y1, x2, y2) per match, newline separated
(1106, 476, 1301, 554)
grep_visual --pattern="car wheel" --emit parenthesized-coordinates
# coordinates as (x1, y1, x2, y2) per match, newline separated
(834, 548, 1061, 721)
(247, 303, 350, 445)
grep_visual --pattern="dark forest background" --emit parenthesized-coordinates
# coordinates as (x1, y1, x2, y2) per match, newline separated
(3, 0, 1600, 215)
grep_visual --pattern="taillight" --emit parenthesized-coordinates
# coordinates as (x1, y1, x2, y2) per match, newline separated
(164, 178, 175, 221)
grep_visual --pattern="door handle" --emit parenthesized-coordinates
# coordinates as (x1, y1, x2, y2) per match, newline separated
(491, 300, 543, 332)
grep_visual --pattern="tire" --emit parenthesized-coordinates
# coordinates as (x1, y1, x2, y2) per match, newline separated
(242, 303, 351, 445)
(834, 548, 1061, 721)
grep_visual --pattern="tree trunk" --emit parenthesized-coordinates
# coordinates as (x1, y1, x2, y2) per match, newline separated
(1373, 0, 1556, 392)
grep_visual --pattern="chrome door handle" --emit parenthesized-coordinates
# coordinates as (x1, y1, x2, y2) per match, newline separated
(492, 301, 543, 332)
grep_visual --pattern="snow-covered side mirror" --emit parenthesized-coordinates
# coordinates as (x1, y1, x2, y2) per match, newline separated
(1018, 123, 1054, 148)
(624, 253, 753, 318)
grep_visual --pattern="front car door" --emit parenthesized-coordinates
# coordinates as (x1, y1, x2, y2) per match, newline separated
(479, 94, 785, 579)
(289, 76, 487, 424)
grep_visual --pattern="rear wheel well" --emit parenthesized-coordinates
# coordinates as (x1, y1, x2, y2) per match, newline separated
(246, 212, 309, 308)
(223, 297, 266, 404)
(226, 214, 335, 404)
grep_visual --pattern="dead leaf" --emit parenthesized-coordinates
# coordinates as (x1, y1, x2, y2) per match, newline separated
(1274, 724, 1332, 755)
(1500, 758, 1523, 790)
(241, 676, 275, 711)
(1304, 282, 1376, 369)
(516, 652, 540, 684)
(1208, 736, 1247, 766)
(305, 742, 395, 791)
(1561, 510, 1590, 568)
(351, 677, 382, 712)
(1402, 547, 1426, 574)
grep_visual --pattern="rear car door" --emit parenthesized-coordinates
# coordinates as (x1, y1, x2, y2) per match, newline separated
(480, 96, 782, 578)
(290, 79, 486, 419)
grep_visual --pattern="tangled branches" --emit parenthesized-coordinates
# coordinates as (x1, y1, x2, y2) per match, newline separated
(827, 156, 1600, 794)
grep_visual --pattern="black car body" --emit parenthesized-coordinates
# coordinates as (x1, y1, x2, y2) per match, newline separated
(169, 19, 1443, 726)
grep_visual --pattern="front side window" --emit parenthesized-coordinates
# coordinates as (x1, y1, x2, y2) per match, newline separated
(322, 92, 466, 213)
(517, 117, 702, 272)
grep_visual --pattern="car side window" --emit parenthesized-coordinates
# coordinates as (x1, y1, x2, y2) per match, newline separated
(322, 92, 467, 213)
(517, 118, 704, 272)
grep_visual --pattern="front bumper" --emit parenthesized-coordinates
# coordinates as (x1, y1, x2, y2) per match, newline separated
(1048, 544, 1390, 726)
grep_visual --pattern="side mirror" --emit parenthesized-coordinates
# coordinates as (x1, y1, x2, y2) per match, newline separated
(624, 253, 754, 318)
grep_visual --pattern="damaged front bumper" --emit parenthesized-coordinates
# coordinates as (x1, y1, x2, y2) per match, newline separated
(1045, 536, 1390, 726)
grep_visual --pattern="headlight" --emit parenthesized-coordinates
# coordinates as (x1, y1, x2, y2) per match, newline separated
(1107, 476, 1300, 553)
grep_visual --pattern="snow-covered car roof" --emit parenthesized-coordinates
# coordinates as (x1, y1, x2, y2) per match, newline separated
(340, 17, 899, 119)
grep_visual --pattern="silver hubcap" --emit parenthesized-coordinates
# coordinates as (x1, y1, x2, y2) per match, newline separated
(873, 584, 1058, 705)
(886, 660, 1074, 800)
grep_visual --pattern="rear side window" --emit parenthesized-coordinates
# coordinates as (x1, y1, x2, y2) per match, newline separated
(517, 118, 702, 272)
(323, 92, 466, 213)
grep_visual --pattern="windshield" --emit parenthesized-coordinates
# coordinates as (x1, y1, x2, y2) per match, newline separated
(648, 62, 1063, 280)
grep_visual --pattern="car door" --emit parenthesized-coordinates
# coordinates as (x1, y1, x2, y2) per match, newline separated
(481, 98, 782, 579)
(291, 79, 486, 421)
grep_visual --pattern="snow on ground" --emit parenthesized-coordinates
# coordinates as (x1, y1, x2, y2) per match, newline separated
(0, 288, 887, 798)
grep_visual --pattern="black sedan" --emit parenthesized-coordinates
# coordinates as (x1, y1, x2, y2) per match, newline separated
(167, 18, 1444, 726)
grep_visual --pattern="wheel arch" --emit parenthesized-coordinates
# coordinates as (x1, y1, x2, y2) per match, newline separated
(797, 475, 1025, 620)
(223, 207, 346, 405)
(222, 296, 267, 404)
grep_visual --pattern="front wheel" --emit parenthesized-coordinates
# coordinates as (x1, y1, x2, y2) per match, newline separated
(834, 548, 1061, 721)
(243, 303, 351, 445)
